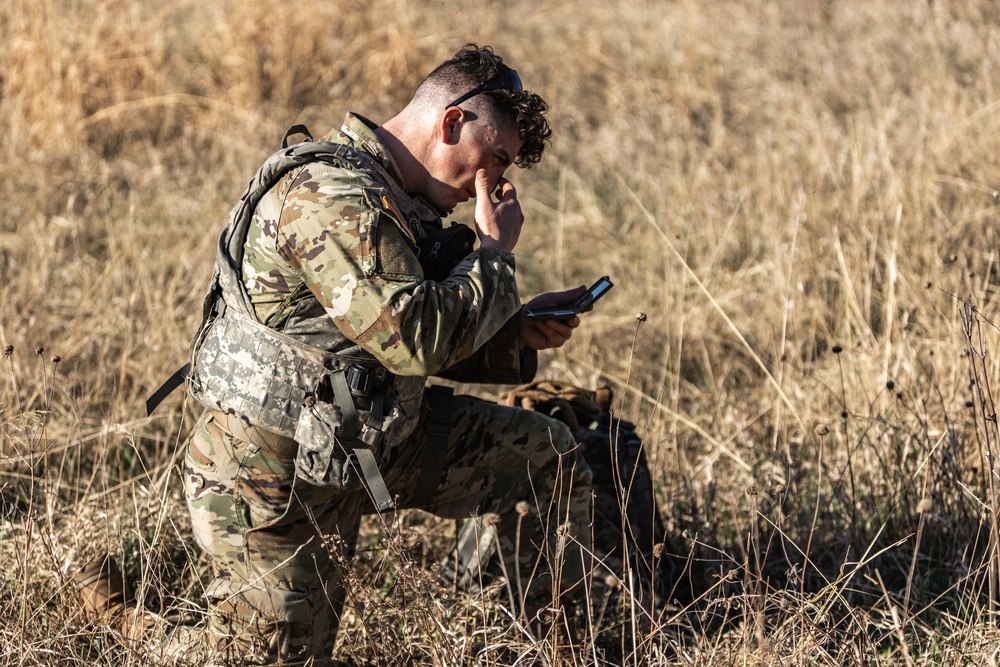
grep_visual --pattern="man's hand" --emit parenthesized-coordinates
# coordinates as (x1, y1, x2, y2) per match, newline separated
(519, 286, 588, 350)
(475, 169, 523, 252)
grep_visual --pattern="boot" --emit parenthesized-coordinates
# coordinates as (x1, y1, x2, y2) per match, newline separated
(74, 555, 157, 639)
(75, 555, 130, 620)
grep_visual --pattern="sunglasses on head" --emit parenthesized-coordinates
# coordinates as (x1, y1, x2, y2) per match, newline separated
(445, 68, 523, 109)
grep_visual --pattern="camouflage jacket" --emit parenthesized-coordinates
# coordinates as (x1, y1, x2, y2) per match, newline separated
(189, 113, 535, 457)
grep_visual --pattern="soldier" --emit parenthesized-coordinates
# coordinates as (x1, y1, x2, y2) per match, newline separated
(148, 44, 595, 665)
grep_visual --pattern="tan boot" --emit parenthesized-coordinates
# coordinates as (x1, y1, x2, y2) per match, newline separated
(74, 555, 158, 639)
(75, 555, 130, 621)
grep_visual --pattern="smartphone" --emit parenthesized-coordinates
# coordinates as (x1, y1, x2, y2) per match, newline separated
(526, 276, 614, 321)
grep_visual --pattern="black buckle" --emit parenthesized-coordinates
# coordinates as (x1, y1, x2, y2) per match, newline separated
(346, 365, 385, 396)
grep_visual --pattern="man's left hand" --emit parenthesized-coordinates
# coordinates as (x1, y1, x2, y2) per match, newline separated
(519, 286, 588, 350)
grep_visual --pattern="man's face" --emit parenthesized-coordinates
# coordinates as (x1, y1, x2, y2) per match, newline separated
(423, 112, 524, 213)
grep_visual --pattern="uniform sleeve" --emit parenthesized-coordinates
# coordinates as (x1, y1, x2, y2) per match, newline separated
(273, 162, 521, 377)
(433, 312, 538, 384)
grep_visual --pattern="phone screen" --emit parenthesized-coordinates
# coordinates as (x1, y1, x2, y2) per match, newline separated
(574, 277, 613, 310)
(526, 276, 614, 321)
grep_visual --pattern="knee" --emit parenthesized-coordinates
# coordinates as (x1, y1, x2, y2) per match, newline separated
(526, 412, 576, 454)
(526, 414, 593, 490)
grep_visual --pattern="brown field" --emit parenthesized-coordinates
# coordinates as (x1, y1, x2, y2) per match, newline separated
(5, 0, 1000, 664)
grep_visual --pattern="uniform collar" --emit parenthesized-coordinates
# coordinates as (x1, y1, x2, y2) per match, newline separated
(323, 113, 441, 224)
(324, 112, 405, 187)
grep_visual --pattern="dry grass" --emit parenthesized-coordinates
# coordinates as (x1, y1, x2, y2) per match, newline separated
(5, 0, 1000, 664)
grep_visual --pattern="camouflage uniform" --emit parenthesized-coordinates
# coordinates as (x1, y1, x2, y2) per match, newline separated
(176, 114, 593, 665)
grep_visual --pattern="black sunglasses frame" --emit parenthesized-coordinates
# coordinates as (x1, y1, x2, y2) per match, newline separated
(444, 69, 523, 109)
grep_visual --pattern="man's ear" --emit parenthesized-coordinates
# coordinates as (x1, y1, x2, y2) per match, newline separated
(439, 107, 464, 145)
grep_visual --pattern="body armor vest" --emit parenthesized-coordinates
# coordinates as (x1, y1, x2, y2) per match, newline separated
(187, 130, 431, 510)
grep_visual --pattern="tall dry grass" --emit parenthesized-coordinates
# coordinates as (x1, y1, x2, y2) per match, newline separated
(5, 0, 1000, 663)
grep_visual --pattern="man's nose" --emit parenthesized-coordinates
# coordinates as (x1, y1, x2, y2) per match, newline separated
(489, 168, 507, 192)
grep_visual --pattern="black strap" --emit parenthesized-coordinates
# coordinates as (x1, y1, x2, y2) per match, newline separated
(281, 124, 313, 149)
(328, 368, 396, 511)
(145, 362, 191, 416)
(349, 447, 394, 512)
(412, 385, 454, 506)
(328, 370, 359, 438)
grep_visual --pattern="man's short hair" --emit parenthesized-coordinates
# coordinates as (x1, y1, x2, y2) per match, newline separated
(419, 44, 551, 168)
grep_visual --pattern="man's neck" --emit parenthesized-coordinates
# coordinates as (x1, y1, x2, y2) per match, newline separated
(375, 122, 426, 195)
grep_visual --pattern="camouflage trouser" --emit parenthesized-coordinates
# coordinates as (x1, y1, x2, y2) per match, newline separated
(173, 393, 593, 666)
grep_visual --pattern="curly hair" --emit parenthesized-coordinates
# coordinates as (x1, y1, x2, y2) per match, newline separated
(419, 44, 551, 168)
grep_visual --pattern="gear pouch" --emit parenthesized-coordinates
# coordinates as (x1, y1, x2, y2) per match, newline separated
(293, 399, 359, 488)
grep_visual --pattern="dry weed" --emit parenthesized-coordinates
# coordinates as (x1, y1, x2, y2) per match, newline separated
(5, 0, 1000, 664)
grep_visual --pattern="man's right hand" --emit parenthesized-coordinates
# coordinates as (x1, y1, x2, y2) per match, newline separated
(518, 286, 587, 350)
(475, 169, 523, 252)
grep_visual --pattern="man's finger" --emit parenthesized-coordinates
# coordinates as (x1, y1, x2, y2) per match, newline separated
(537, 317, 578, 339)
(496, 177, 516, 200)
(475, 169, 493, 202)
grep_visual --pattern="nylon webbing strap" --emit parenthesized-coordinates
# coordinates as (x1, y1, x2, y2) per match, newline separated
(329, 368, 394, 511)
(328, 371, 359, 438)
(412, 385, 454, 506)
(216, 412, 298, 460)
(350, 447, 394, 512)
(145, 362, 191, 416)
